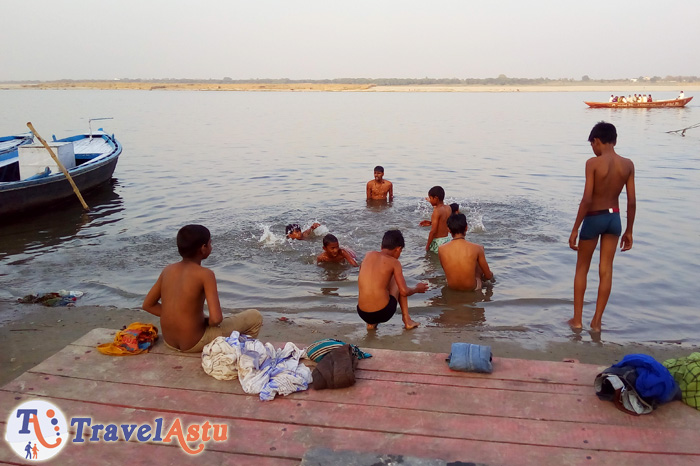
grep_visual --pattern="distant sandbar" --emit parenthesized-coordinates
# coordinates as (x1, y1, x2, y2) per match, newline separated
(3, 81, 699, 93)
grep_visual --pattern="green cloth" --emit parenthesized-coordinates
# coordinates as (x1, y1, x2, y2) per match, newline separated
(429, 236, 450, 253)
(662, 352, 700, 410)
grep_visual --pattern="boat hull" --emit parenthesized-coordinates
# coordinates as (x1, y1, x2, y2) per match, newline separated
(584, 96, 693, 108)
(0, 132, 122, 217)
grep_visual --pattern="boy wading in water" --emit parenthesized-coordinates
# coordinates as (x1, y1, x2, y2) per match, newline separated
(357, 230, 428, 330)
(143, 224, 263, 352)
(438, 213, 493, 291)
(425, 186, 452, 253)
(569, 122, 636, 332)
(366, 165, 393, 202)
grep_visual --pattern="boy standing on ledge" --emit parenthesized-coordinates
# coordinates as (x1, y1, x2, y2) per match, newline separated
(143, 224, 263, 352)
(357, 230, 428, 330)
(366, 165, 393, 201)
(569, 122, 636, 332)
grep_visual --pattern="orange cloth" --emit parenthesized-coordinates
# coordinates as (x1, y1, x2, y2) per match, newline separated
(97, 323, 158, 356)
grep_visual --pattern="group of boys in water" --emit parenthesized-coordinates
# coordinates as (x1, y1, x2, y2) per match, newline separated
(143, 121, 635, 352)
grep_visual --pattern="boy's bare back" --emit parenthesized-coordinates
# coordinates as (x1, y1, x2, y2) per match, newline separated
(438, 239, 492, 290)
(586, 150, 635, 211)
(143, 260, 222, 351)
(357, 251, 402, 312)
(431, 204, 452, 238)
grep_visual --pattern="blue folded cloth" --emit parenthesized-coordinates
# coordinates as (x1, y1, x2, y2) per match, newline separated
(612, 354, 680, 404)
(447, 343, 492, 373)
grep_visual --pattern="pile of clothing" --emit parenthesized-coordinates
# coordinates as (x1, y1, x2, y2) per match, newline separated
(201, 332, 312, 401)
(595, 354, 681, 415)
(18, 290, 84, 307)
(663, 352, 700, 411)
(97, 323, 159, 356)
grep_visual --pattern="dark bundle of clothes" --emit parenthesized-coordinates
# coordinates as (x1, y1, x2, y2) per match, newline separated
(312, 344, 359, 390)
(595, 354, 681, 415)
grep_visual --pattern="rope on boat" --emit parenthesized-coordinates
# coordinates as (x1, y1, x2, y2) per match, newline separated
(666, 122, 700, 137)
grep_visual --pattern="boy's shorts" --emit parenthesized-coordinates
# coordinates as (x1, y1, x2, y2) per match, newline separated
(164, 309, 263, 353)
(580, 211, 621, 241)
(357, 296, 398, 325)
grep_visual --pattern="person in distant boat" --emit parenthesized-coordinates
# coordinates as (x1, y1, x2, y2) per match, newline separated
(143, 224, 263, 352)
(366, 165, 393, 201)
(609, 95, 614, 103)
(612, 96, 618, 103)
(425, 186, 452, 252)
(317, 234, 359, 266)
(568, 122, 636, 333)
(286, 222, 321, 240)
(678, 90, 685, 99)
(438, 213, 493, 291)
(648, 94, 653, 102)
(357, 230, 427, 330)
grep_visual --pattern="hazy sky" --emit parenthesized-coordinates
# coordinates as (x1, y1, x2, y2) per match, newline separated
(2, 0, 698, 81)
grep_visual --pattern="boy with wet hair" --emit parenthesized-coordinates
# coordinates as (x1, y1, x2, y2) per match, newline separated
(143, 224, 263, 352)
(366, 165, 393, 201)
(286, 222, 321, 240)
(425, 186, 452, 252)
(569, 121, 636, 332)
(438, 214, 493, 291)
(317, 233, 359, 266)
(357, 230, 428, 330)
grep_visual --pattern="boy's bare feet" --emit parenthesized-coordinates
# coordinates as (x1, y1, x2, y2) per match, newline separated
(589, 320, 602, 333)
(403, 320, 419, 330)
(567, 318, 583, 330)
(366, 323, 378, 331)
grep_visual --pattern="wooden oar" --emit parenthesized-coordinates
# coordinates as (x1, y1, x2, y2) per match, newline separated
(26, 122, 90, 211)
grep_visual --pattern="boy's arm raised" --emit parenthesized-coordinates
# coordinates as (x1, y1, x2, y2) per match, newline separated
(142, 273, 163, 317)
(569, 159, 595, 251)
(621, 163, 636, 251)
(202, 269, 223, 326)
(341, 249, 359, 266)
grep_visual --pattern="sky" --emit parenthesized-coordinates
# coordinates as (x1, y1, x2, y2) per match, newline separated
(1, 0, 698, 81)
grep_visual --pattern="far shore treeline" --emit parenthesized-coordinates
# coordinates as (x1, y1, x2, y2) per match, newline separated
(3, 75, 700, 86)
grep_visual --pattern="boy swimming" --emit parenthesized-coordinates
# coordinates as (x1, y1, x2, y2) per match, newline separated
(366, 165, 393, 201)
(286, 222, 321, 240)
(317, 234, 359, 266)
(357, 230, 428, 330)
(438, 213, 493, 291)
(569, 122, 636, 332)
(425, 186, 452, 252)
(143, 224, 263, 352)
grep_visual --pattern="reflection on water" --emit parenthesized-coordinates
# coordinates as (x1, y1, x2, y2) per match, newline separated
(0, 179, 124, 266)
(0, 90, 698, 346)
(428, 285, 493, 327)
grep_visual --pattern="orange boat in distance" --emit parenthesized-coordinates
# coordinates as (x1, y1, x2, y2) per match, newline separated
(584, 96, 693, 108)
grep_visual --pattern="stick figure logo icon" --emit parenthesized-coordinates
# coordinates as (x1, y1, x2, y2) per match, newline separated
(4, 400, 68, 461)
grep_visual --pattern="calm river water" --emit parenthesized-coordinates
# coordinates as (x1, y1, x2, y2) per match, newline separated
(0, 89, 698, 346)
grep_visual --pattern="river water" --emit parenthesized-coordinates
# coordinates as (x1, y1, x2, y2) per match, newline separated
(0, 89, 698, 346)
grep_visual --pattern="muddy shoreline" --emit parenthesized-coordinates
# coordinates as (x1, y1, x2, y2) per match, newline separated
(1, 303, 696, 386)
